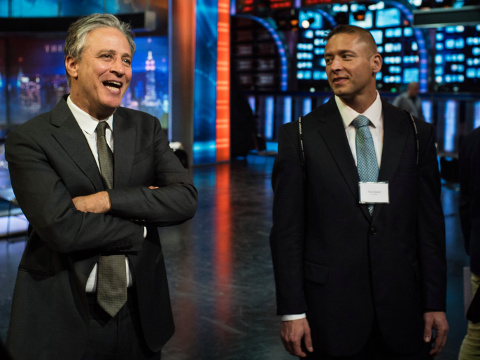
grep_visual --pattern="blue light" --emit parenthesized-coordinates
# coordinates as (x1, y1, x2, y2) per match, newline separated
(421, 100, 433, 123)
(444, 100, 457, 152)
(265, 96, 274, 139)
(283, 97, 292, 124)
(474, 102, 480, 129)
(303, 98, 312, 116)
(248, 96, 256, 113)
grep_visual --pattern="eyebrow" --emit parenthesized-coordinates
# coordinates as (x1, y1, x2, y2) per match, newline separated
(96, 49, 132, 58)
(324, 49, 356, 57)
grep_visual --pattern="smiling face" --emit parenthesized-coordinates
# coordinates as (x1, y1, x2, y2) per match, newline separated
(65, 27, 132, 119)
(324, 32, 382, 113)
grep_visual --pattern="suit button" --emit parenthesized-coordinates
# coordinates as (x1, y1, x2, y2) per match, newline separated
(370, 227, 377, 235)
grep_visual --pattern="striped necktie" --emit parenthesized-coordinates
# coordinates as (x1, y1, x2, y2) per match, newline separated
(95, 121, 127, 317)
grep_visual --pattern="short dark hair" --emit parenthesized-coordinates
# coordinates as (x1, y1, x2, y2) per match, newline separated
(327, 25, 378, 54)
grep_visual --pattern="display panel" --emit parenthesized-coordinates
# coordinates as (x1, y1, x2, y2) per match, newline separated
(0, 34, 168, 127)
(376, 8, 401, 28)
(299, 10, 324, 29)
(0, 39, 6, 129)
(236, 0, 255, 13)
(434, 25, 480, 92)
(349, 11, 373, 28)
(1, 0, 142, 17)
(269, 0, 293, 8)
(295, 5, 424, 93)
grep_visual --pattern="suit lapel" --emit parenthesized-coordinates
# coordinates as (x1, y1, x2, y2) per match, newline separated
(372, 100, 410, 219)
(112, 109, 136, 188)
(316, 98, 360, 201)
(49, 97, 103, 298)
(50, 97, 104, 192)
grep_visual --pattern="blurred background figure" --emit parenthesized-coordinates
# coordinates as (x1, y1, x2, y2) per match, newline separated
(393, 82, 425, 121)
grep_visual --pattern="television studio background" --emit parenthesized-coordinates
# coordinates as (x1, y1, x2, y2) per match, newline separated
(0, 1, 479, 359)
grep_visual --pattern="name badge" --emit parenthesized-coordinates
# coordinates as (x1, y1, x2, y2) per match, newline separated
(359, 182, 389, 204)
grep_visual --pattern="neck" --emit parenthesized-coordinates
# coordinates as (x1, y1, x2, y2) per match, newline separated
(339, 92, 377, 114)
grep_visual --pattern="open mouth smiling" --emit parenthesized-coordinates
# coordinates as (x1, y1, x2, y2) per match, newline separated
(103, 81, 122, 91)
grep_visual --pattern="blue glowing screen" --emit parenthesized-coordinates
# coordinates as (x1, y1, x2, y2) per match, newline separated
(0, 35, 168, 127)
(295, 6, 421, 93)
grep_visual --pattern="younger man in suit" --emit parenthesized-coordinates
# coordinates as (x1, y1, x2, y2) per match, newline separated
(458, 127, 480, 359)
(270, 25, 448, 359)
(5, 14, 197, 360)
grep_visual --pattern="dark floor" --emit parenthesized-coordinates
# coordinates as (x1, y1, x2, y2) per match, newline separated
(0, 156, 470, 359)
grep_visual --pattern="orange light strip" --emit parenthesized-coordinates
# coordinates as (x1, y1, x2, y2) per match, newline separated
(214, 164, 232, 328)
(216, 0, 231, 162)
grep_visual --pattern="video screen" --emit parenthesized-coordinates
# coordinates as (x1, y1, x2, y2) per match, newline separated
(434, 25, 480, 92)
(349, 11, 373, 29)
(5, 0, 138, 17)
(376, 8, 401, 28)
(0, 34, 168, 128)
(294, 5, 423, 93)
(299, 10, 324, 30)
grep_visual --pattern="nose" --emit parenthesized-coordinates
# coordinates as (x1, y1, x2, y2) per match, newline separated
(330, 57, 342, 72)
(110, 58, 125, 76)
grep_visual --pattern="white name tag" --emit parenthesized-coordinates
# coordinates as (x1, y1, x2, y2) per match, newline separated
(359, 182, 389, 204)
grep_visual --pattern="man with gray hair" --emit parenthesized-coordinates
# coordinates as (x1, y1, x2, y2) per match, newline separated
(5, 13, 197, 359)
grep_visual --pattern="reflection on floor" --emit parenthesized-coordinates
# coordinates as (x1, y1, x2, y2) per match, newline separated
(0, 157, 470, 359)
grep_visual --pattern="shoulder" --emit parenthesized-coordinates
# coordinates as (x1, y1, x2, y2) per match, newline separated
(7, 110, 54, 143)
(462, 127, 480, 152)
(464, 127, 480, 143)
(114, 107, 162, 131)
(280, 97, 335, 134)
(115, 107, 158, 122)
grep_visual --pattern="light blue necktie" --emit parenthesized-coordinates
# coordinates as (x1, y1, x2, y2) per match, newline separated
(353, 115, 378, 215)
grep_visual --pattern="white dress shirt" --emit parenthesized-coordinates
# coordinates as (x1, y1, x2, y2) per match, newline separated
(337, 92, 384, 168)
(282, 93, 384, 322)
(66, 96, 133, 292)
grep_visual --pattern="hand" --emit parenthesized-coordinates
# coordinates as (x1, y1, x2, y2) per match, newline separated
(148, 186, 158, 189)
(72, 191, 111, 213)
(423, 311, 448, 357)
(280, 318, 313, 358)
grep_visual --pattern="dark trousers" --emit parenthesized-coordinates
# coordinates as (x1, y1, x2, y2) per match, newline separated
(81, 289, 161, 360)
(303, 320, 431, 360)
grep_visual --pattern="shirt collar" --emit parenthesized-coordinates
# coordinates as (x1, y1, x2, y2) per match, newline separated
(67, 95, 113, 135)
(335, 91, 382, 129)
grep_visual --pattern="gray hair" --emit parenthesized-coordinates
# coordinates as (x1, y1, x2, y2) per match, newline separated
(64, 13, 136, 86)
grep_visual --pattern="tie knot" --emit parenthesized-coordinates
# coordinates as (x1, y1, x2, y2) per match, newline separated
(353, 115, 370, 129)
(96, 121, 108, 137)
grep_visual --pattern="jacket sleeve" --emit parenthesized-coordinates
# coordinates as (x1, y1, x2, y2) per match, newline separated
(5, 125, 145, 254)
(416, 121, 447, 311)
(106, 117, 198, 227)
(270, 123, 308, 315)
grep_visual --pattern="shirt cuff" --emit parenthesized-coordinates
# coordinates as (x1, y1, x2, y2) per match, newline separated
(281, 313, 306, 321)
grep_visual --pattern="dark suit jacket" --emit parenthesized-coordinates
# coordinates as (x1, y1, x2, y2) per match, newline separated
(459, 127, 480, 276)
(270, 97, 446, 357)
(5, 96, 198, 360)
(459, 127, 480, 322)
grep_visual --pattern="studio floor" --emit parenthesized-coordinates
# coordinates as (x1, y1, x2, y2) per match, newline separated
(0, 156, 470, 359)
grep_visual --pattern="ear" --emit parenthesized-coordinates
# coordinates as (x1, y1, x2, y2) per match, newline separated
(371, 53, 382, 75)
(65, 55, 78, 80)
